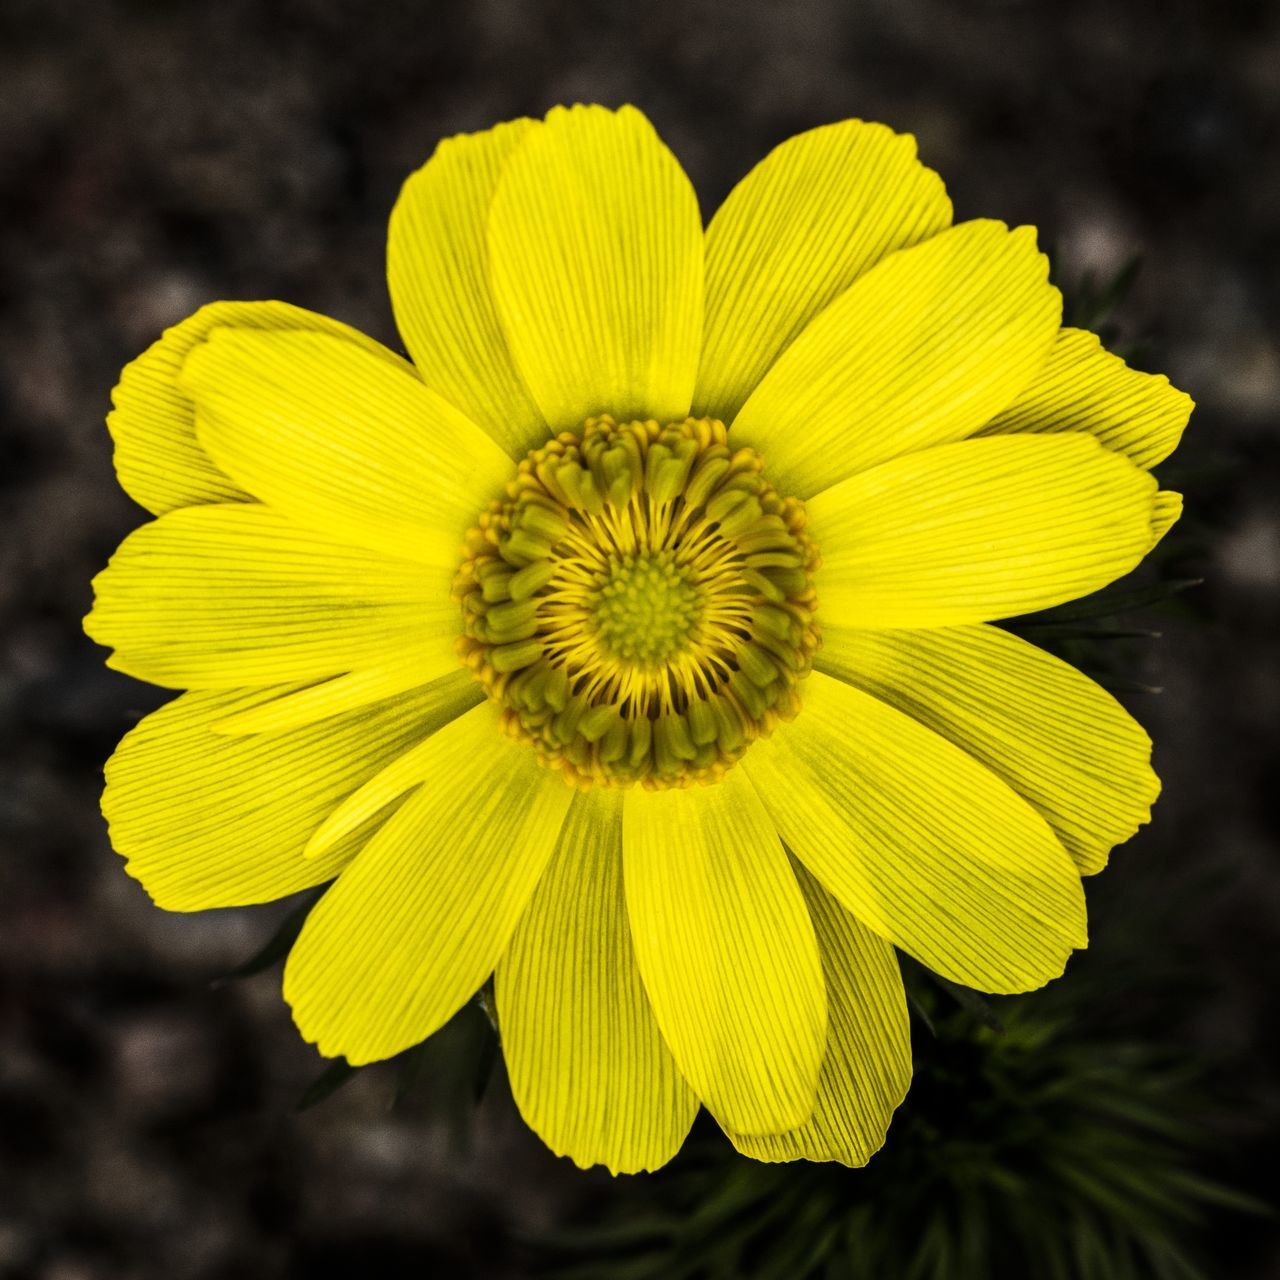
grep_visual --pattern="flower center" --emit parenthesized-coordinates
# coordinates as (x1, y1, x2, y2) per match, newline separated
(590, 554, 701, 665)
(455, 416, 820, 789)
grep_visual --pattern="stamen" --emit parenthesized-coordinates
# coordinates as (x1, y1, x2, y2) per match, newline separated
(455, 417, 820, 789)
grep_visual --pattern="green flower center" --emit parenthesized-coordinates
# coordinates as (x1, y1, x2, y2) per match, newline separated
(455, 416, 820, 789)
(590, 554, 701, 665)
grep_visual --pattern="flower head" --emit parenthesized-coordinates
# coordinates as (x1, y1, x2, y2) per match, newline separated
(86, 105, 1191, 1173)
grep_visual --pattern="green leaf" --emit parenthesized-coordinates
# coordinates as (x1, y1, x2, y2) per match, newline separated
(390, 997, 499, 1141)
(1005, 578, 1201, 629)
(295, 1057, 360, 1111)
(1062, 253, 1144, 330)
(1088, 675, 1165, 696)
(213, 884, 328, 985)
(927, 972, 1005, 1033)
(531, 916, 1260, 1280)
(1008, 624, 1162, 642)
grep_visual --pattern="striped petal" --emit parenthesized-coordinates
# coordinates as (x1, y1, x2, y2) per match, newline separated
(623, 768, 826, 1135)
(497, 790, 698, 1174)
(183, 329, 512, 567)
(744, 672, 1087, 994)
(388, 119, 547, 458)
(102, 674, 476, 910)
(487, 104, 703, 430)
(1151, 490, 1184, 547)
(85, 505, 458, 689)
(210, 655, 454, 736)
(302, 717, 470, 859)
(978, 327, 1193, 469)
(728, 862, 911, 1166)
(817, 625, 1158, 875)
(283, 702, 573, 1065)
(809, 434, 1161, 629)
(732, 220, 1061, 499)
(108, 300, 413, 516)
(695, 119, 951, 422)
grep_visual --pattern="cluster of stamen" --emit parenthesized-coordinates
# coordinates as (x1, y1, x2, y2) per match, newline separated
(455, 416, 820, 789)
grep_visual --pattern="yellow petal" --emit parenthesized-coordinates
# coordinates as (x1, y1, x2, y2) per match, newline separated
(622, 768, 826, 1135)
(695, 119, 951, 422)
(817, 625, 1158, 875)
(978, 327, 1193, 469)
(732, 220, 1061, 498)
(283, 703, 573, 1065)
(388, 119, 547, 458)
(809, 434, 1160, 628)
(1150, 490, 1184, 548)
(303, 723, 454, 858)
(85, 504, 458, 689)
(108, 300, 412, 515)
(496, 790, 698, 1174)
(103, 676, 475, 910)
(728, 862, 910, 1165)
(744, 672, 1086, 994)
(211, 655, 455, 736)
(487, 104, 703, 429)
(183, 328, 512, 567)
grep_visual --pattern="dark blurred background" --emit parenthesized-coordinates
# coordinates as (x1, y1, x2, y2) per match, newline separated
(1, 1, 1277, 1277)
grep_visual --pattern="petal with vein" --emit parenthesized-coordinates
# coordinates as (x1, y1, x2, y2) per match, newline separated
(284, 703, 573, 1065)
(696, 119, 951, 422)
(817, 625, 1158, 874)
(497, 790, 698, 1174)
(103, 677, 475, 910)
(488, 104, 703, 429)
(304, 670, 488, 860)
(744, 671, 1087, 994)
(85, 504, 458, 689)
(809, 433, 1160, 628)
(108, 300, 412, 515)
(184, 329, 512, 567)
(623, 768, 826, 1135)
(1151, 490, 1183, 548)
(728, 861, 910, 1166)
(732, 220, 1061, 498)
(303, 723, 454, 858)
(388, 118, 547, 458)
(978, 327, 1193, 469)
(212, 657, 466, 736)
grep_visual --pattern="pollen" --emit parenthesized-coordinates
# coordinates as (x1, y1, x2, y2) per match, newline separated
(455, 416, 821, 789)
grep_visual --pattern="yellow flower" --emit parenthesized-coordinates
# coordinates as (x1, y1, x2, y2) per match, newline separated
(86, 105, 1191, 1174)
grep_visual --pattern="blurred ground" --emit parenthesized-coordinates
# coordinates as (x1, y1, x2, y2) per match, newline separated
(1, 1, 1277, 1277)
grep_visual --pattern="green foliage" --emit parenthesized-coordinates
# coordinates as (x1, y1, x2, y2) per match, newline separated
(217, 893, 501, 1121)
(212, 884, 329, 986)
(284, 997, 500, 1122)
(1057, 250, 1145, 354)
(390, 996, 500, 1139)
(1002, 569, 1200, 692)
(295, 1057, 361, 1112)
(535, 976, 1262, 1280)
